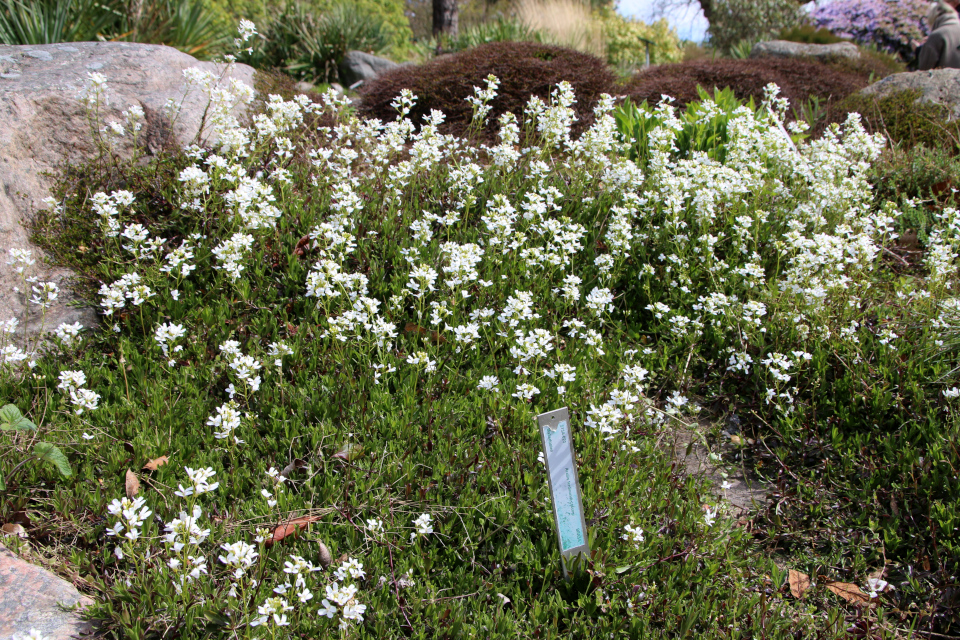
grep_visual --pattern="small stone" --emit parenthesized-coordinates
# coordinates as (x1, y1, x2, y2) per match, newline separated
(84, 62, 103, 70)
(750, 40, 861, 62)
(0, 74, 21, 80)
(24, 50, 53, 61)
(0, 545, 94, 640)
(339, 50, 399, 87)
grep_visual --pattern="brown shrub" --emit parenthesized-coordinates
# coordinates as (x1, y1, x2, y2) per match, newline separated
(619, 58, 869, 115)
(358, 41, 616, 140)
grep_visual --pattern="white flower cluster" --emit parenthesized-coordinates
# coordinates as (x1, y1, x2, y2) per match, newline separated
(91, 190, 135, 238)
(57, 370, 100, 415)
(99, 272, 154, 315)
(106, 496, 152, 553)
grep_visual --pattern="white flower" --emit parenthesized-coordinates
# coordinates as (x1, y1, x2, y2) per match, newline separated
(175, 466, 219, 497)
(12, 629, 51, 640)
(53, 322, 84, 347)
(477, 375, 499, 391)
(944, 387, 960, 399)
(512, 383, 540, 401)
(411, 513, 433, 540)
(622, 524, 644, 547)
(866, 577, 891, 598)
(703, 506, 717, 527)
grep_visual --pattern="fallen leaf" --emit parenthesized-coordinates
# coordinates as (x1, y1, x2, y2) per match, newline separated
(280, 458, 307, 478)
(404, 323, 446, 344)
(729, 435, 742, 445)
(826, 581, 871, 604)
(143, 456, 169, 471)
(125, 469, 140, 498)
(293, 234, 313, 256)
(897, 229, 920, 252)
(333, 443, 363, 462)
(317, 540, 332, 567)
(265, 516, 321, 547)
(1, 523, 26, 538)
(789, 570, 811, 598)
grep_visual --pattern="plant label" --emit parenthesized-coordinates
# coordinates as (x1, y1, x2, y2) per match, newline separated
(537, 407, 589, 574)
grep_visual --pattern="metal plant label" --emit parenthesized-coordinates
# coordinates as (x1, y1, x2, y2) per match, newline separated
(537, 407, 589, 572)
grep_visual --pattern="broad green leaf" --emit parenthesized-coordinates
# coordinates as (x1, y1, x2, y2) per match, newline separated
(0, 404, 37, 431)
(33, 442, 72, 479)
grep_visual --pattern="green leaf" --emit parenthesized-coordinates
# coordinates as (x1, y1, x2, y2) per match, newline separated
(33, 442, 72, 479)
(0, 404, 37, 431)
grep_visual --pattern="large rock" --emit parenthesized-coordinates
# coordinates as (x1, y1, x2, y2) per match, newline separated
(860, 68, 960, 120)
(751, 40, 861, 62)
(0, 42, 255, 342)
(0, 544, 93, 640)
(339, 50, 399, 88)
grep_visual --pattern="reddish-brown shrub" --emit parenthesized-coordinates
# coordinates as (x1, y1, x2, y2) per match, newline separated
(358, 41, 616, 140)
(620, 58, 870, 115)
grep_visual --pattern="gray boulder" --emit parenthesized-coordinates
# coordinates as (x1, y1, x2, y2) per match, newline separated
(0, 544, 94, 640)
(0, 42, 255, 343)
(859, 68, 960, 120)
(751, 40, 861, 62)
(339, 50, 399, 88)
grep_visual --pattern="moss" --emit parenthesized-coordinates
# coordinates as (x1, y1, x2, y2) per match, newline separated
(823, 89, 960, 150)
(779, 24, 844, 45)
(359, 41, 616, 141)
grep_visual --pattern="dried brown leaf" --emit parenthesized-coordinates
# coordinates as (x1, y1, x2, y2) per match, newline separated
(125, 469, 140, 498)
(280, 458, 307, 478)
(404, 323, 446, 344)
(317, 540, 332, 568)
(143, 456, 169, 471)
(826, 581, 871, 604)
(333, 443, 363, 462)
(789, 570, 810, 598)
(293, 234, 312, 256)
(265, 516, 321, 547)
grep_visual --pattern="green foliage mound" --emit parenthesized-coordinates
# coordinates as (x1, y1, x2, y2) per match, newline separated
(823, 89, 960, 150)
(359, 41, 616, 140)
(210, 0, 412, 58)
(707, 0, 804, 54)
(778, 23, 845, 44)
(595, 7, 682, 70)
(615, 86, 759, 166)
(0, 0, 227, 58)
(240, 1, 390, 83)
(438, 18, 543, 54)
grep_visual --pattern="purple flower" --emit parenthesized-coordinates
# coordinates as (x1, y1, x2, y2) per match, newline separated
(812, 0, 930, 59)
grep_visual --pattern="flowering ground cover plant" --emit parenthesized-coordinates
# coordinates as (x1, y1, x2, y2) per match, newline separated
(2, 24, 960, 638)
